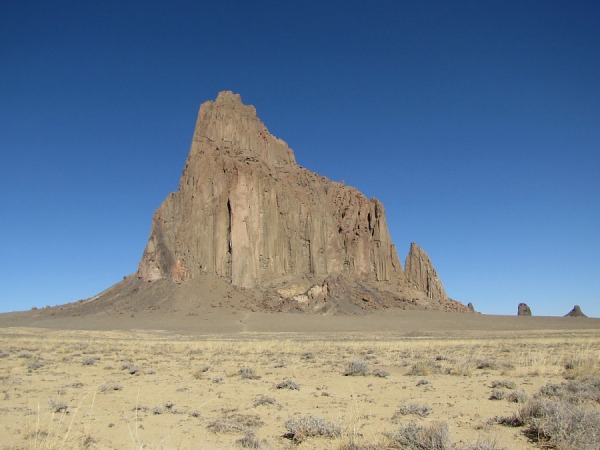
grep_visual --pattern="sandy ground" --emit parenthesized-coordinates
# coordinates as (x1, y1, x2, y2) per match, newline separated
(1, 310, 599, 449)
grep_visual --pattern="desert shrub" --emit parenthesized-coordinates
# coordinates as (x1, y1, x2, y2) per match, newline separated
(498, 379, 600, 450)
(416, 379, 430, 386)
(236, 432, 262, 448)
(284, 414, 341, 442)
(82, 356, 98, 366)
(212, 376, 224, 384)
(253, 395, 278, 407)
(0, 349, 9, 358)
(239, 367, 261, 380)
(207, 413, 263, 434)
(301, 352, 315, 360)
(519, 398, 600, 449)
(276, 379, 300, 390)
(121, 362, 139, 375)
(193, 365, 211, 379)
(98, 382, 123, 392)
(393, 402, 432, 419)
(27, 359, 44, 371)
(490, 380, 516, 390)
(538, 377, 600, 404)
(564, 356, 600, 379)
(476, 358, 501, 370)
(408, 361, 437, 376)
(489, 388, 506, 400)
(48, 399, 68, 413)
(372, 368, 390, 378)
(337, 440, 381, 450)
(344, 359, 369, 376)
(385, 421, 450, 450)
(506, 390, 528, 403)
(460, 436, 505, 450)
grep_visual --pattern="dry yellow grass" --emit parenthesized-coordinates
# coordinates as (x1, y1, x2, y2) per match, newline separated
(0, 327, 599, 449)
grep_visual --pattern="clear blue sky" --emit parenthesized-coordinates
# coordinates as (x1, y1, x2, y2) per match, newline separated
(1, 1, 599, 316)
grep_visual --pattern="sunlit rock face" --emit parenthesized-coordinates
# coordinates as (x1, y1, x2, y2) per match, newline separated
(137, 91, 467, 312)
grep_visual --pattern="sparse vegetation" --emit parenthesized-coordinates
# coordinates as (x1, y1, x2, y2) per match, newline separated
(490, 380, 516, 390)
(2, 325, 600, 448)
(284, 414, 341, 442)
(82, 356, 98, 366)
(98, 382, 123, 392)
(372, 368, 390, 378)
(343, 359, 369, 376)
(489, 388, 506, 400)
(48, 398, 68, 413)
(393, 402, 432, 419)
(506, 390, 528, 403)
(239, 367, 261, 380)
(408, 361, 436, 376)
(207, 413, 263, 434)
(385, 420, 450, 449)
(276, 378, 300, 390)
(120, 361, 139, 375)
(253, 395, 278, 407)
(236, 431, 262, 448)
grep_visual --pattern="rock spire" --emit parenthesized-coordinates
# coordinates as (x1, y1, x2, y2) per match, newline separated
(518, 303, 532, 316)
(404, 243, 448, 302)
(564, 305, 587, 317)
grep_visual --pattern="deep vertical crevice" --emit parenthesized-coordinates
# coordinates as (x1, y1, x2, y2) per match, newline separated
(227, 198, 233, 279)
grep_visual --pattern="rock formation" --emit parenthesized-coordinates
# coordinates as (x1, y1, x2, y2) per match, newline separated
(518, 303, 532, 316)
(564, 305, 587, 317)
(404, 243, 448, 301)
(131, 91, 468, 313)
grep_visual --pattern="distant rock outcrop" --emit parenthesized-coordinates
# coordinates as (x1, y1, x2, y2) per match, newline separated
(564, 305, 587, 317)
(518, 303, 532, 316)
(467, 302, 475, 313)
(112, 91, 468, 313)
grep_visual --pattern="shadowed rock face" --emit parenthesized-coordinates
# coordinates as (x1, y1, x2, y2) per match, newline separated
(518, 303, 532, 316)
(136, 91, 467, 312)
(565, 305, 587, 317)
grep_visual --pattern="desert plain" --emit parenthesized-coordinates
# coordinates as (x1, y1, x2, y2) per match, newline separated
(0, 309, 599, 450)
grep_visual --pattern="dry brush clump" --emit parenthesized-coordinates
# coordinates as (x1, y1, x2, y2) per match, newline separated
(496, 376, 600, 449)
(207, 413, 263, 434)
(239, 367, 261, 380)
(276, 378, 300, 390)
(284, 414, 341, 442)
(385, 420, 451, 450)
(392, 402, 432, 419)
(343, 359, 369, 376)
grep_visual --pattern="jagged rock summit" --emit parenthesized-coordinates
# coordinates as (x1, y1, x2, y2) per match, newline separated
(108, 91, 468, 314)
(564, 305, 587, 317)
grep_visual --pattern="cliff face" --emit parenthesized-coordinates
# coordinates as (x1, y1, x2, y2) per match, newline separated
(138, 91, 402, 288)
(136, 91, 464, 312)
